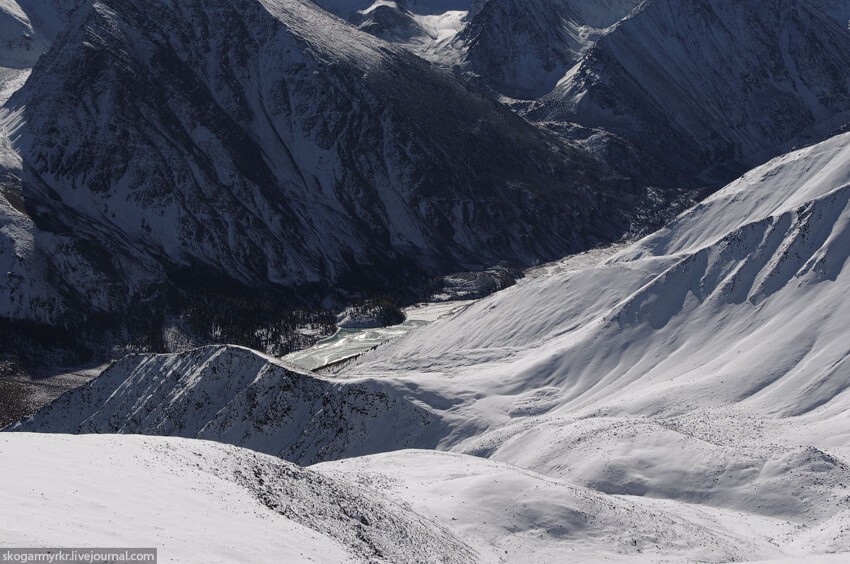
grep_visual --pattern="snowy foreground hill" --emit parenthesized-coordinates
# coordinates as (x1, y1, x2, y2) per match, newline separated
(0, 434, 477, 563)
(8, 132, 850, 560)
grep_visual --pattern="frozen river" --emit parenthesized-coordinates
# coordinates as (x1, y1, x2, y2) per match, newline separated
(282, 301, 473, 371)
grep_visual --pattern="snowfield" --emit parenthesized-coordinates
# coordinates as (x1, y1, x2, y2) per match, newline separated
(0, 433, 477, 563)
(8, 131, 850, 561)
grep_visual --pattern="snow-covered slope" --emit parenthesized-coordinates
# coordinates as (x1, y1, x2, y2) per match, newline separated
(532, 0, 850, 185)
(316, 449, 848, 563)
(0, 0, 77, 107)
(313, 0, 472, 51)
(0, 0, 77, 68)
(455, 0, 586, 99)
(312, 0, 641, 99)
(0, 434, 476, 563)
(11, 345, 444, 464)
(0, 1, 45, 69)
(1, 0, 640, 336)
(327, 131, 850, 546)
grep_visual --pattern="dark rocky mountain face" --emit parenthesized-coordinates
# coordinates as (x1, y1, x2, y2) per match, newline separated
(808, 0, 850, 28)
(315, 0, 850, 194)
(529, 0, 850, 187)
(1, 0, 643, 360)
(6, 0, 849, 365)
(456, 0, 583, 99)
(457, 0, 641, 98)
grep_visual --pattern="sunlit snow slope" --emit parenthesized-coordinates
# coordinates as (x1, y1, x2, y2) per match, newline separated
(0, 434, 476, 563)
(332, 131, 850, 558)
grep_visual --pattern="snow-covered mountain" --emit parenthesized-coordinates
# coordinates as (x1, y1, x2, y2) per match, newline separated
(315, 0, 850, 192)
(455, 0, 640, 98)
(0, 0, 74, 66)
(5, 0, 847, 358)
(13, 131, 850, 560)
(5, 0, 850, 560)
(0, 0, 646, 348)
(12, 345, 443, 464)
(312, 0, 472, 49)
(334, 131, 850, 535)
(531, 0, 850, 186)
(315, 0, 641, 98)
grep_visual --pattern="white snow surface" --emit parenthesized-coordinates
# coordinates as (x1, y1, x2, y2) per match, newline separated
(0, 433, 477, 563)
(316, 449, 849, 563)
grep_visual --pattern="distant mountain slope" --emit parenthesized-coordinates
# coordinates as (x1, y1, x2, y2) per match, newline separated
(314, 0, 850, 193)
(11, 345, 445, 464)
(456, 0, 640, 98)
(455, 0, 585, 99)
(532, 0, 850, 185)
(1, 0, 640, 343)
(312, 0, 473, 47)
(315, 0, 642, 98)
(0, 434, 476, 563)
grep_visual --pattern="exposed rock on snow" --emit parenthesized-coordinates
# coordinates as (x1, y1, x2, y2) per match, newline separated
(432, 264, 519, 300)
(12, 345, 446, 465)
(336, 302, 405, 329)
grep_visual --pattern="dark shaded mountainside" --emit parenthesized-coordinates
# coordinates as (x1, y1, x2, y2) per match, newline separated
(531, 0, 850, 186)
(480, 0, 850, 188)
(0, 0, 647, 361)
(324, 0, 850, 191)
(456, 0, 641, 99)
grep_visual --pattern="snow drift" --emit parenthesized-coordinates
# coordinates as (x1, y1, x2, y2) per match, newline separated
(0, 433, 476, 563)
